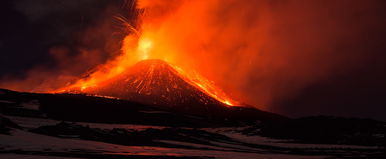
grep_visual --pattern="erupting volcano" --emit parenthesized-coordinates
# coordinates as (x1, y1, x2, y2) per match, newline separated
(52, 1, 240, 108)
(2, 1, 386, 158)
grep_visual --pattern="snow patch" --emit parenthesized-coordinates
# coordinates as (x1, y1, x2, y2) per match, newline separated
(0, 130, 326, 159)
(0, 154, 87, 159)
(5, 115, 166, 130)
(20, 100, 40, 110)
(0, 100, 16, 104)
(219, 131, 379, 150)
(138, 111, 171, 114)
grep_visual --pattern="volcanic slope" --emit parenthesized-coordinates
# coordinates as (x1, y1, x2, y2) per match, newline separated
(81, 59, 233, 114)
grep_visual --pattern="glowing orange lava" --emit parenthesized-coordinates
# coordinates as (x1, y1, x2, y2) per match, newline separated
(55, 1, 239, 106)
(169, 64, 238, 106)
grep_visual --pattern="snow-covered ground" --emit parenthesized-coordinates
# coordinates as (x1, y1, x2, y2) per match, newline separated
(205, 128, 380, 150)
(0, 130, 326, 159)
(5, 115, 165, 130)
(1, 115, 384, 159)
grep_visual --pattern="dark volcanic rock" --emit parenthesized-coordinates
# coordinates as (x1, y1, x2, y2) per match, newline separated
(0, 88, 287, 126)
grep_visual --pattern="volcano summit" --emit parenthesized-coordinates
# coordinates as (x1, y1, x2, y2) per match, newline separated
(66, 59, 238, 111)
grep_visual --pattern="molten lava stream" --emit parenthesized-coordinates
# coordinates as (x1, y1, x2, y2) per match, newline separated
(169, 64, 238, 106)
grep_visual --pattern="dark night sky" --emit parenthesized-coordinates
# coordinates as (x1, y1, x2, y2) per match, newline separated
(0, 0, 128, 77)
(1, 0, 386, 121)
